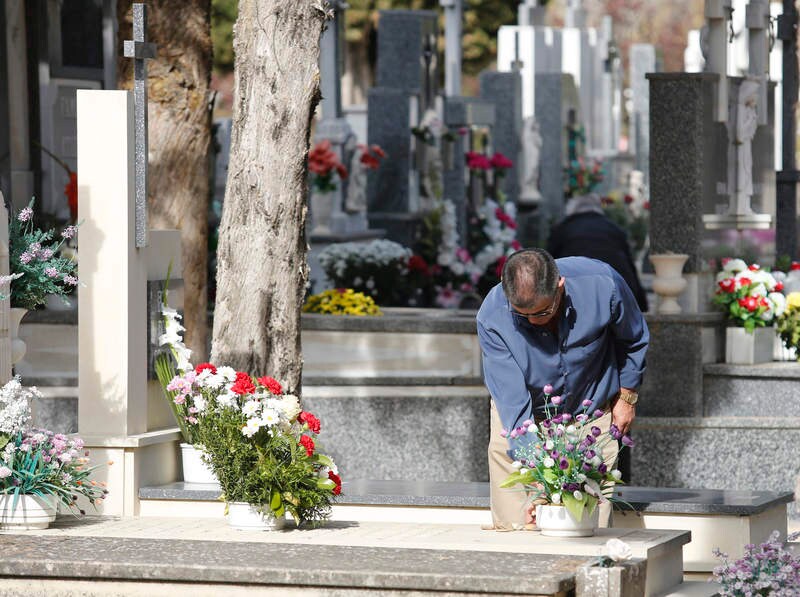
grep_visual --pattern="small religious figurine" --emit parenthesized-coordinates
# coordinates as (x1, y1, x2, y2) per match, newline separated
(519, 116, 542, 204)
(734, 79, 760, 204)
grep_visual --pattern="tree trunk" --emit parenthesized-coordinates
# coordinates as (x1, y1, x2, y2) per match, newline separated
(117, 1, 213, 362)
(210, 0, 326, 392)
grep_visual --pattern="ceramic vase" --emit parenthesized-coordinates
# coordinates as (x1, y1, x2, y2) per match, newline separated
(649, 254, 689, 314)
(9, 308, 28, 365)
(180, 443, 218, 484)
(536, 503, 598, 537)
(0, 494, 57, 530)
(227, 502, 285, 531)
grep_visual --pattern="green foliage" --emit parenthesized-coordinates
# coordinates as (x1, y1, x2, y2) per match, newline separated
(196, 405, 334, 524)
(776, 293, 800, 359)
(5, 200, 79, 311)
(211, 0, 238, 72)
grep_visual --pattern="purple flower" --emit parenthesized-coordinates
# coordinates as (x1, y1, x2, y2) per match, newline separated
(578, 440, 588, 452)
(44, 267, 59, 278)
(582, 462, 593, 472)
(543, 384, 554, 395)
(585, 449, 596, 459)
(585, 435, 596, 445)
(500, 429, 508, 438)
(63, 275, 78, 285)
(17, 207, 33, 222)
(609, 423, 623, 440)
(522, 419, 533, 427)
(582, 399, 592, 408)
(552, 415, 563, 424)
(598, 463, 608, 474)
(551, 395, 563, 406)
(559, 458, 569, 470)
(541, 420, 551, 428)
(575, 414, 589, 423)
(62, 226, 77, 239)
(621, 435, 635, 447)
(39, 248, 54, 260)
(19, 252, 33, 264)
(593, 409, 604, 418)
(591, 426, 602, 437)
(509, 429, 519, 439)
(561, 413, 572, 422)
(550, 450, 560, 459)
(565, 443, 575, 451)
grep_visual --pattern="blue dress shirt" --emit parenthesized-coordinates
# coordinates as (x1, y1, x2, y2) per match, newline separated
(477, 256, 649, 432)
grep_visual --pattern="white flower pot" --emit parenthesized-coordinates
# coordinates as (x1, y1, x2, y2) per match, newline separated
(725, 326, 774, 365)
(773, 334, 797, 361)
(227, 502, 285, 531)
(180, 443, 218, 484)
(649, 254, 689, 314)
(9, 308, 28, 365)
(536, 503, 598, 537)
(0, 494, 58, 530)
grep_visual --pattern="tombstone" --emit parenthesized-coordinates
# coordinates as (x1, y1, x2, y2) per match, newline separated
(597, 17, 623, 159)
(440, 0, 462, 97)
(561, 26, 602, 152)
(3, 1, 35, 211)
(629, 44, 656, 184)
(74, 9, 184, 514)
(497, 26, 563, 119)
(518, 0, 548, 27)
(479, 71, 523, 206)
(367, 10, 439, 246)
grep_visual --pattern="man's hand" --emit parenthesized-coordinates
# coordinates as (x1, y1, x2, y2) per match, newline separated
(611, 397, 635, 436)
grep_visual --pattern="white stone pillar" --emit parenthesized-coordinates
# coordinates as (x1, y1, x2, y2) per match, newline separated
(440, 0, 463, 97)
(76, 90, 182, 516)
(0, 198, 11, 385)
(746, 0, 770, 125)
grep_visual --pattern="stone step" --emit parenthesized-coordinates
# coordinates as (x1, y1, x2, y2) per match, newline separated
(0, 516, 691, 597)
(138, 479, 793, 575)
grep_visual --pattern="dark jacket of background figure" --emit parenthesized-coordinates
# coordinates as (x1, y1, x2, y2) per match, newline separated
(547, 211, 649, 313)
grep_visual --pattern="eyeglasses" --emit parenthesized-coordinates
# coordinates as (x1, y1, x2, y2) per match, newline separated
(511, 289, 561, 321)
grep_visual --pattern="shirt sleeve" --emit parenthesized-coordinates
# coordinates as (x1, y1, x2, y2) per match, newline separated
(477, 319, 533, 432)
(609, 270, 650, 389)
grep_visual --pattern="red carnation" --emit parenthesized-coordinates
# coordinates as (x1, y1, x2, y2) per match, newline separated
(718, 278, 736, 293)
(489, 152, 513, 170)
(328, 471, 342, 495)
(738, 277, 752, 287)
(408, 254, 429, 275)
(511, 240, 522, 251)
(370, 144, 386, 158)
(257, 376, 283, 395)
(623, 194, 634, 204)
(748, 264, 761, 271)
(792, 262, 800, 271)
(195, 363, 217, 375)
(231, 372, 256, 395)
(299, 435, 315, 457)
(738, 296, 759, 312)
(776, 282, 785, 292)
(298, 411, 321, 434)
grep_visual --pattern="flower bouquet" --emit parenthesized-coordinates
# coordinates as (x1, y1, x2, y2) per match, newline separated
(166, 364, 340, 527)
(303, 288, 382, 316)
(2, 200, 79, 311)
(713, 259, 785, 332)
(712, 530, 800, 596)
(776, 292, 800, 360)
(0, 377, 107, 529)
(308, 140, 348, 193)
(501, 385, 632, 535)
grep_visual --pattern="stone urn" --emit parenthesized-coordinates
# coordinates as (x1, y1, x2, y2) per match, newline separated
(649, 254, 689, 314)
(9, 307, 28, 365)
(310, 191, 335, 236)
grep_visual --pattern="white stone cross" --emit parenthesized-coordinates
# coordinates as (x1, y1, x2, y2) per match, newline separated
(123, 3, 157, 249)
(440, 0, 463, 97)
(746, 0, 770, 125)
(705, 0, 733, 122)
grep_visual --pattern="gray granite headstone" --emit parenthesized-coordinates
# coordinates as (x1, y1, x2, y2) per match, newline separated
(367, 10, 439, 246)
(479, 71, 523, 205)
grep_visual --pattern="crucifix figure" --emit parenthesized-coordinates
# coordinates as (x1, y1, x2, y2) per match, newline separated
(123, 3, 157, 249)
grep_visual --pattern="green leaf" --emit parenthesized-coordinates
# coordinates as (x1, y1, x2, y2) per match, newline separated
(542, 469, 558, 484)
(314, 454, 334, 468)
(562, 493, 585, 522)
(317, 478, 336, 490)
(500, 472, 523, 488)
(584, 494, 598, 516)
(270, 489, 282, 512)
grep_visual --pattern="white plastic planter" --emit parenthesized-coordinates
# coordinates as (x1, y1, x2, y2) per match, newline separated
(0, 494, 58, 530)
(725, 326, 773, 365)
(180, 443, 218, 484)
(227, 502, 285, 531)
(536, 503, 598, 537)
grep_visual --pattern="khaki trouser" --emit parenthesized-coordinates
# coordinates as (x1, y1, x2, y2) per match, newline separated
(488, 400, 619, 529)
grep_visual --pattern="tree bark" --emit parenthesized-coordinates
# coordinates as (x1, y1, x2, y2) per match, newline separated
(210, 0, 326, 392)
(117, 1, 213, 362)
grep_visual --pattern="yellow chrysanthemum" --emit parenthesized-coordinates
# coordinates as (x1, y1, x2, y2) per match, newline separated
(303, 289, 382, 316)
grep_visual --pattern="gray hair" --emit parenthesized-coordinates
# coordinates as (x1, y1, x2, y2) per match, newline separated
(501, 249, 560, 308)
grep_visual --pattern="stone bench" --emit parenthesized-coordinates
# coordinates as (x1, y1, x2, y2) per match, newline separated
(139, 479, 794, 575)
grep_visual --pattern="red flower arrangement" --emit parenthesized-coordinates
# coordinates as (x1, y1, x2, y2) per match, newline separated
(309, 140, 348, 193)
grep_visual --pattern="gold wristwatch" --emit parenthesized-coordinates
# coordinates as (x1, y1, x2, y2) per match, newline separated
(618, 389, 639, 405)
